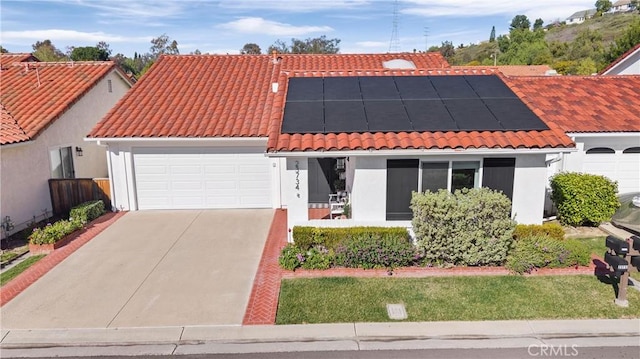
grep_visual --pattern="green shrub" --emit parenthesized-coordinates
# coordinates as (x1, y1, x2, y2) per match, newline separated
(70, 200, 105, 225)
(411, 188, 516, 267)
(550, 172, 619, 227)
(513, 223, 565, 241)
(334, 233, 416, 270)
(293, 226, 409, 251)
(278, 243, 334, 271)
(506, 236, 591, 274)
(29, 219, 82, 245)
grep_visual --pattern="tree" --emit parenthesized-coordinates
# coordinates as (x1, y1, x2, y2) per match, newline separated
(149, 33, 179, 60)
(268, 36, 340, 54)
(510, 15, 531, 31)
(533, 18, 544, 31)
(240, 43, 262, 55)
(70, 46, 110, 61)
(32, 39, 67, 61)
(595, 0, 612, 15)
(489, 26, 496, 42)
(0, 45, 8, 53)
(575, 58, 597, 75)
(568, 28, 604, 64)
(605, 17, 640, 63)
(191, 49, 202, 55)
(439, 41, 455, 61)
(631, 0, 639, 10)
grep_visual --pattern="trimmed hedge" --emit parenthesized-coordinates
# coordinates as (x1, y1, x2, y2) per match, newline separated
(411, 188, 516, 267)
(70, 200, 105, 225)
(550, 172, 619, 227)
(334, 233, 417, 270)
(513, 223, 564, 241)
(505, 235, 590, 274)
(292, 226, 410, 251)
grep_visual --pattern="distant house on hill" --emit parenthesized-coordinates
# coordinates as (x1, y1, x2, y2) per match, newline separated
(611, 0, 633, 12)
(566, 9, 597, 24)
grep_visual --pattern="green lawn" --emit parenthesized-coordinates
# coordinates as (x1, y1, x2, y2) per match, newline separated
(0, 255, 45, 286)
(276, 275, 640, 324)
(575, 236, 607, 257)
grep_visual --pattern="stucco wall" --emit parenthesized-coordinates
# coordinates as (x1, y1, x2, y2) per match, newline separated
(0, 71, 130, 235)
(604, 50, 640, 75)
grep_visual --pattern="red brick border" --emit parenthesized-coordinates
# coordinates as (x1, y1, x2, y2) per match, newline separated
(0, 211, 126, 306)
(242, 209, 288, 325)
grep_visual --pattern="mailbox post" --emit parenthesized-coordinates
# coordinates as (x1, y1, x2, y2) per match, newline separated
(605, 235, 640, 307)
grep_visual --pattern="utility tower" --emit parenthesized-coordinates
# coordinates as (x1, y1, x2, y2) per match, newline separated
(389, 0, 400, 53)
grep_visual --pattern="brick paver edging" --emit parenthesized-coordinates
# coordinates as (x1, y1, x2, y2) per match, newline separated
(242, 209, 288, 325)
(0, 211, 126, 307)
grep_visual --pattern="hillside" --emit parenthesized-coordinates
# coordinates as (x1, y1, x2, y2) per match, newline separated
(450, 12, 639, 67)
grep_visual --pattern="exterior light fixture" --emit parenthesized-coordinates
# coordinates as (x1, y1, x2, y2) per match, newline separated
(75, 146, 83, 156)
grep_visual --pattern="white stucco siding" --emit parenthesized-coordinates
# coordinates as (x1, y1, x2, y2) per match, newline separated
(0, 71, 130, 234)
(603, 50, 640, 75)
(512, 154, 548, 224)
(558, 134, 640, 194)
(350, 157, 387, 222)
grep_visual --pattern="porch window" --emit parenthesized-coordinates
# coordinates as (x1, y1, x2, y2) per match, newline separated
(50, 146, 75, 179)
(419, 161, 480, 193)
(451, 161, 480, 192)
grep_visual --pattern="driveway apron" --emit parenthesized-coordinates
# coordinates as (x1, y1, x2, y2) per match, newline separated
(0, 209, 273, 329)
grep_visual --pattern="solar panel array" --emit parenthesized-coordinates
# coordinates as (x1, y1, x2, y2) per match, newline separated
(281, 75, 549, 134)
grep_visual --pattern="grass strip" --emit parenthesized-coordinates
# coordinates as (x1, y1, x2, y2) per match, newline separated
(277, 275, 640, 324)
(0, 255, 45, 286)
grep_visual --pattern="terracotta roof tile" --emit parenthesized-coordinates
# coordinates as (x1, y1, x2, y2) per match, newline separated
(505, 75, 640, 133)
(1, 105, 29, 144)
(1, 61, 120, 145)
(0, 53, 38, 68)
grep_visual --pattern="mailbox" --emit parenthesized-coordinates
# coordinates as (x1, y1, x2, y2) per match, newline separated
(631, 256, 640, 269)
(606, 236, 629, 255)
(631, 235, 640, 251)
(605, 252, 629, 273)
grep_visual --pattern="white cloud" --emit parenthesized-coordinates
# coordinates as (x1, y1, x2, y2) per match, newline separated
(355, 41, 388, 48)
(0, 29, 150, 45)
(218, 0, 369, 12)
(401, 0, 594, 22)
(57, 0, 192, 20)
(217, 17, 333, 36)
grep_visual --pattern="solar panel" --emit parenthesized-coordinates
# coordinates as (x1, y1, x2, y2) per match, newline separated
(444, 99, 503, 131)
(430, 76, 476, 99)
(324, 101, 368, 133)
(360, 77, 400, 100)
(286, 77, 324, 101)
(365, 100, 411, 132)
(324, 77, 361, 101)
(280, 75, 550, 135)
(405, 100, 457, 131)
(281, 101, 324, 133)
(465, 75, 517, 98)
(484, 99, 549, 130)
(395, 76, 439, 99)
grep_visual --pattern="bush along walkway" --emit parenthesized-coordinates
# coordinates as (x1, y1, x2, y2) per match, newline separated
(0, 211, 125, 306)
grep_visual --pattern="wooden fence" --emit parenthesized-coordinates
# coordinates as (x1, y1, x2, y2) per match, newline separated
(48, 178, 111, 216)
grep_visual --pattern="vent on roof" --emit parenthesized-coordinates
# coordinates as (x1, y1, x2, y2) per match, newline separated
(383, 59, 416, 69)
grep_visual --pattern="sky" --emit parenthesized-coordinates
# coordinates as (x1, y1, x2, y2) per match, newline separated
(1, 0, 598, 57)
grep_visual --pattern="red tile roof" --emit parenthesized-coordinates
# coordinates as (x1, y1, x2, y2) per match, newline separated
(452, 65, 555, 77)
(0, 53, 38, 68)
(1, 61, 123, 145)
(505, 75, 640, 133)
(88, 53, 450, 139)
(269, 69, 573, 152)
(599, 43, 640, 75)
(87, 53, 574, 152)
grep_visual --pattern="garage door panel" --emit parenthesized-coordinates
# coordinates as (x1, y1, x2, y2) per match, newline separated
(134, 148, 271, 210)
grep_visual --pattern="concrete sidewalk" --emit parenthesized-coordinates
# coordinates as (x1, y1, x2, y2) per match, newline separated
(1, 319, 638, 357)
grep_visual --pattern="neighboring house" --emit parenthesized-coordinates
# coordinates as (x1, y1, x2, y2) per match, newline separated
(566, 9, 597, 24)
(599, 43, 640, 75)
(87, 53, 576, 229)
(506, 76, 640, 201)
(611, 0, 633, 12)
(0, 53, 39, 67)
(0, 60, 132, 237)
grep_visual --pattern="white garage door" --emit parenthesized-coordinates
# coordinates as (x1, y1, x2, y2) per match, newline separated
(133, 148, 272, 209)
(583, 149, 640, 194)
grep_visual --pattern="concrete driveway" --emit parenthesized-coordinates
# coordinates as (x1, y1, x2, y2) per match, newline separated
(0, 209, 273, 329)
